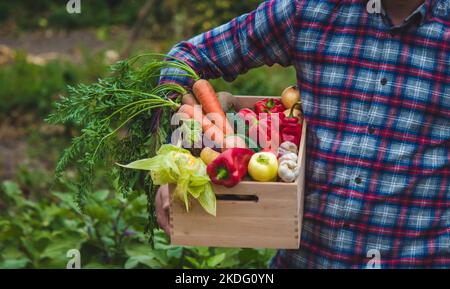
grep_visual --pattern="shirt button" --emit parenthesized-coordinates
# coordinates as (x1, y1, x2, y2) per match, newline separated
(368, 127, 376, 134)
(380, 78, 388, 85)
(355, 177, 363, 184)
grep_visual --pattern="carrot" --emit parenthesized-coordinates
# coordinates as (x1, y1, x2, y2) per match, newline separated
(177, 104, 225, 148)
(181, 93, 199, 106)
(193, 79, 234, 136)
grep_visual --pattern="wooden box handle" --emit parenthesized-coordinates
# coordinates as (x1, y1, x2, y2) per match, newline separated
(216, 194, 259, 203)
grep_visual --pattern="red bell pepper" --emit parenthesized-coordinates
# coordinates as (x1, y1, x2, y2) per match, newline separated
(236, 108, 258, 126)
(280, 103, 303, 146)
(206, 148, 254, 187)
(248, 112, 285, 149)
(254, 98, 285, 114)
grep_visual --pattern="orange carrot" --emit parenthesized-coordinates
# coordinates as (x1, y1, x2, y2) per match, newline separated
(177, 104, 225, 148)
(192, 79, 234, 136)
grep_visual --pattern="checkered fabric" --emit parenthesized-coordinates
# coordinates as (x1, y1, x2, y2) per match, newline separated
(160, 0, 450, 268)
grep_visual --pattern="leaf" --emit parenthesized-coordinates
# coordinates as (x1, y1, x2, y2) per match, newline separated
(189, 175, 210, 187)
(150, 165, 176, 185)
(179, 119, 202, 146)
(167, 247, 183, 259)
(124, 243, 152, 257)
(125, 255, 159, 269)
(83, 262, 121, 269)
(174, 178, 190, 212)
(51, 191, 80, 212)
(0, 258, 29, 269)
(92, 190, 110, 202)
(40, 236, 83, 268)
(188, 185, 204, 199)
(117, 157, 161, 171)
(197, 183, 216, 216)
(156, 144, 189, 155)
(207, 253, 226, 267)
(184, 256, 202, 268)
(1, 181, 21, 198)
(84, 203, 110, 221)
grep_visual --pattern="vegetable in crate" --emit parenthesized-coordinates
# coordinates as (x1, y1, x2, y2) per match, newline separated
(119, 144, 216, 216)
(237, 108, 258, 126)
(254, 98, 285, 114)
(278, 141, 298, 157)
(281, 86, 301, 109)
(277, 142, 299, 183)
(178, 105, 247, 150)
(248, 151, 278, 182)
(177, 104, 225, 149)
(278, 152, 298, 164)
(207, 148, 254, 187)
(280, 103, 303, 147)
(224, 135, 247, 149)
(236, 133, 260, 152)
(278, 160, 299, 183)
(192, 80, 234, 135)
(217, 91, 238, 113)
(200, 147, 220, 165)
(175, 119, 202, 149)
(234, 109, 260, 150)
(248, 112, 284, 150)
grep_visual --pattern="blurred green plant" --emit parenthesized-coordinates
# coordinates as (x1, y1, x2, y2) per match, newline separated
(0, 180, 274, 269)
(0, 0, 144, 30)
(0, 0, 298, 268)
(0, 1, 264, 38)
(211, 65, 297, 96)
(0, 51, 107, 118)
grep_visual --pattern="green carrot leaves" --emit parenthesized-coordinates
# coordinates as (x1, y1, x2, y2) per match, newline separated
(47, 54, 200, 244)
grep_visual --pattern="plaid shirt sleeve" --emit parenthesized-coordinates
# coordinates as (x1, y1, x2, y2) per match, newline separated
(159, 0, 298, 88)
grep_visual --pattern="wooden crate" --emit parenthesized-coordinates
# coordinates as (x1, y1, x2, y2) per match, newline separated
(167, 96, 306, 249)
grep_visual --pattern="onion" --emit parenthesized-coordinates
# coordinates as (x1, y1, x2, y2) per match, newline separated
(281, 86, 300, 109)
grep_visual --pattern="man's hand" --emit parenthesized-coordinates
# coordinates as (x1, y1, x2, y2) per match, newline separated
(155, 186, 170, 235)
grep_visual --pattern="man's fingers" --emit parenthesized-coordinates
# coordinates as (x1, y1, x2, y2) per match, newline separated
(156, 208, 170, 235)
(161, 186, 170, 210)
(156, 186, 171, 235)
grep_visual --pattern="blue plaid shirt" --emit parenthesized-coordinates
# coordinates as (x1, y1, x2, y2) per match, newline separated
(161, 0, 450, 268)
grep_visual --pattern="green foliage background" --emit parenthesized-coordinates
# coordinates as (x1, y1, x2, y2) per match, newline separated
(0, 0, 297, 269)
(0, 0, 262, 35)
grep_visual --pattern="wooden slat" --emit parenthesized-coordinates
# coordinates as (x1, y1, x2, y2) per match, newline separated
(212, 182, 297, 200)
(171, 234, 299, 249)
(172, 198, 298, 218)
(171, 216, 298, 246)
(296, 120, 307, 247)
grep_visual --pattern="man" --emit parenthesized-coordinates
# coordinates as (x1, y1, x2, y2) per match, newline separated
(156, 0, 450, 268)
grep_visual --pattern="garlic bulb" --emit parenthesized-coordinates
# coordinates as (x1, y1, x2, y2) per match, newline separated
(278, 160, 299, 182)
(278, 141, 298, 156)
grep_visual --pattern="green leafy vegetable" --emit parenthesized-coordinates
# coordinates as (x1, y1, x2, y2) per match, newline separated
(177, 119, 202, 148)
(119, 144, 216, 216)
